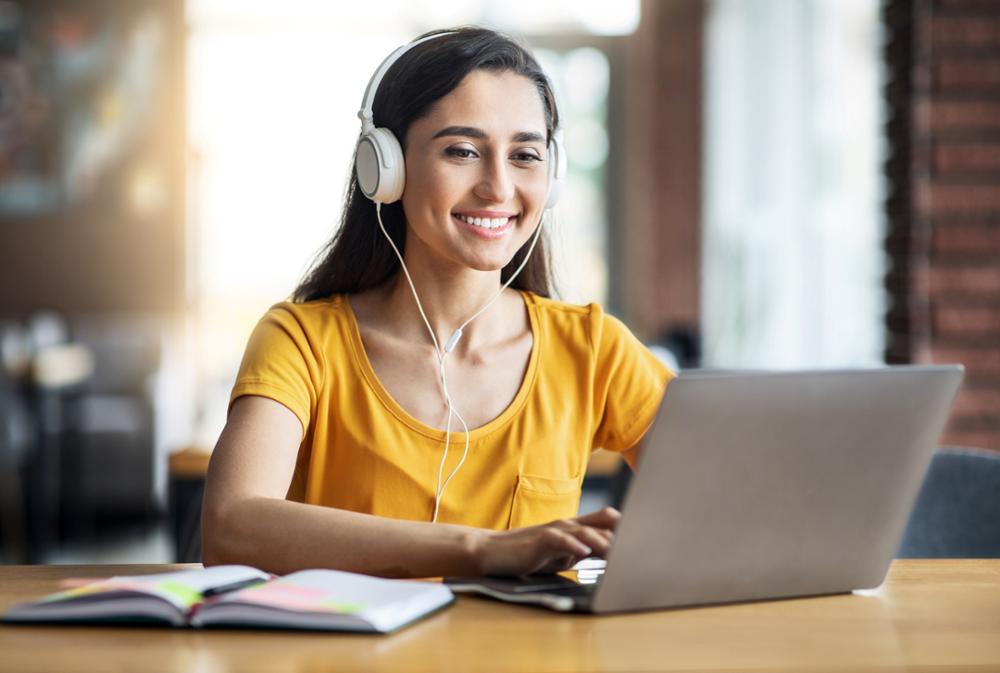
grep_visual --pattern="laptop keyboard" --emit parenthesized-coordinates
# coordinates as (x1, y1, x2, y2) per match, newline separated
(573, 557, 607, 584)
(444, 558, 607, 609)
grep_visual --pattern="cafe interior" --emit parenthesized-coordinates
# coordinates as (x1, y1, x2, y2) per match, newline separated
(0, 0, 997, 568)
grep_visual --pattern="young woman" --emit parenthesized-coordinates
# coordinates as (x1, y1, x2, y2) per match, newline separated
(201, 27, 673, 578)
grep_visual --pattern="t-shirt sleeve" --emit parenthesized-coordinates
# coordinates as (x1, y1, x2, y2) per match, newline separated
(229, 304, 323, 434)
(590, 308, 675, 462)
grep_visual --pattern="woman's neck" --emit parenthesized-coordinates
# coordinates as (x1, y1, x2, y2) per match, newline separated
(380, 256, 514, 355)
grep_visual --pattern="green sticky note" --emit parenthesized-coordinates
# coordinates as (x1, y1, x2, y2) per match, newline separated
(324, 602, 363, 614)
(157, 581, 203, 608)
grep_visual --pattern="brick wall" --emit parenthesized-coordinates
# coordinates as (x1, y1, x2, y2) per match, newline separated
(885, 0, 1000, 451)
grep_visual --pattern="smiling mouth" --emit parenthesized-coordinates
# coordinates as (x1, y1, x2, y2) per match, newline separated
(452, 213, 517, 231)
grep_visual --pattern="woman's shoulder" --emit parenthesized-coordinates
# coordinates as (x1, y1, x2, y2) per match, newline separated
(250, 294, 355, 348)
(522, 291, 651, 360)
(260, 294, 349, 324)
(521, 291, 616, 351)
(521, 290, 602, 317)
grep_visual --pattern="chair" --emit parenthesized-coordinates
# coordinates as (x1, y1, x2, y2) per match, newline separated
(897, 447, 1000, 558)
(0, 367, 29, 563)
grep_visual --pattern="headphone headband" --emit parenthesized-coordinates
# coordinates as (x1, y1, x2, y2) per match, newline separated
(357, 31, 457, 133)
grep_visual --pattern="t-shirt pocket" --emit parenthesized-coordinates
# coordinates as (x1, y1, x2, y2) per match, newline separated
(507, 473, 581, 530)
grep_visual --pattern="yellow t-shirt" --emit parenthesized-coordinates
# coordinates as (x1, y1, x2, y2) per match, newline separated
(230, 291, 673, 530)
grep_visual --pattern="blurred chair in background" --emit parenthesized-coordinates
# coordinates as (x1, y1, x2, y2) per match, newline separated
(69, 316, 159, 523)
(169, 448, 208, 563)
(1, 309, 161, 563)
(22, 312, 95, 562)
(0, 359, 30, 563)
(898, 447, 1000, 558)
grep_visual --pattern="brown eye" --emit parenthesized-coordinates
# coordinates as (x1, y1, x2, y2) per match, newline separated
(445, 147, 478, 159)
(512, 152, 543, 163)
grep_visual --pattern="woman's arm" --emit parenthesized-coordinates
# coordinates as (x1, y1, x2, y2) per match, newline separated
(201, 396, 617, 577)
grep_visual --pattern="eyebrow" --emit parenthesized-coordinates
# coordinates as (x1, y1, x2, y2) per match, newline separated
(431, 126, 546, 143)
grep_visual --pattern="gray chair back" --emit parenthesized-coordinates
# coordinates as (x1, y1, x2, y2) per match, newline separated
(0, 367, 29, 563)
(898, 447, 1000, 558)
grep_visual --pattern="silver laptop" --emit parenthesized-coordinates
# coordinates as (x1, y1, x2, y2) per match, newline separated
(447, 365, 964, 613)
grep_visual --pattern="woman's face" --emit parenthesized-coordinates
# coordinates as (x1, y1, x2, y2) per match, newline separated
(401, 69, 550, 274)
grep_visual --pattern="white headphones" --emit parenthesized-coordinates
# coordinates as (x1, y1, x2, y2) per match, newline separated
(355, 31, 566, 208)
(355, 31, 566, 523)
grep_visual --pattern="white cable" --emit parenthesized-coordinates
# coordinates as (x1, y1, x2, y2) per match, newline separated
(374, 204, 546, 522)
(374, 203, 443, 355)
(428, 213, 547, 521)
(451, 212, 547, 347)
(374, 204, 461, 521)
(433, 356, 469, 523)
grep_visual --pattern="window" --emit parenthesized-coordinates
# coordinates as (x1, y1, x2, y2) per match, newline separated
(702, 0, 885, 368)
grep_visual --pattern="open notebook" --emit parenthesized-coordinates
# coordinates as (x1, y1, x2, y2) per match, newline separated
(3, 565, 454, 633)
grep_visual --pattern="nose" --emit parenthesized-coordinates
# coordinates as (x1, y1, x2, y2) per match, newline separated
(473, 154, 515, 204)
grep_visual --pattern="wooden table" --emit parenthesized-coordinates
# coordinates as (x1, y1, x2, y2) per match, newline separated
(1, 561, 999, 672)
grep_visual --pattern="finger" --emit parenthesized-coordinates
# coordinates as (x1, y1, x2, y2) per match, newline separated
(568, 525, 613, 557)
(542, 527, 593, 558)
(582, 524, 615, 544)
(574, 506, 622, 531)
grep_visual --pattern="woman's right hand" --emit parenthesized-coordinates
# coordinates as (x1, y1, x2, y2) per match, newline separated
(474, 507, 621, 576)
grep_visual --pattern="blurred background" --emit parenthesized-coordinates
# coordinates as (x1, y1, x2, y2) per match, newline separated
(0, 0, 997, 564)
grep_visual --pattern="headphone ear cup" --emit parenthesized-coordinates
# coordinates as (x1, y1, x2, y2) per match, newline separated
(544, 134, 567, 210)
(355, 128, 406, 204)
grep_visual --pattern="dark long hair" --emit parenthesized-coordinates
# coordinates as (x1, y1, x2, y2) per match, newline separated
(293, 27, 559, 303)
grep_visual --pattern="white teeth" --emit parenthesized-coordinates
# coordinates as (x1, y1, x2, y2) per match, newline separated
(456, 214, 511, 229)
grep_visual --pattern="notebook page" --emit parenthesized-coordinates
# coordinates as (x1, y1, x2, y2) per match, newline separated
(211, 569, 453, 630)
(36, 565, 269, 612)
